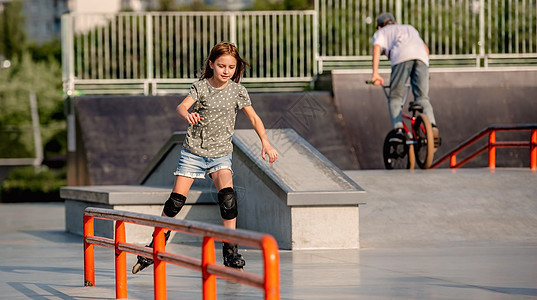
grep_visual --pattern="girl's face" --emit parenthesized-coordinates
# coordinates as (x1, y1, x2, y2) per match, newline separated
(209, 55, 237, 86)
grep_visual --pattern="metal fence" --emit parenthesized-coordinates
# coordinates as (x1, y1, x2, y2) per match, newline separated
(62, 11, 317, 95)
(61, 0, 537, 95)
(317, 0, 537, 72)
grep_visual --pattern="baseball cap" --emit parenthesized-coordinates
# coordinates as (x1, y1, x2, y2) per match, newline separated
(377, 12, 395, 28)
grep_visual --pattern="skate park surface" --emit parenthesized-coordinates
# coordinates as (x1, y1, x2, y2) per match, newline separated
(3, 69, 536, 298)
(1, 168, 536, 299)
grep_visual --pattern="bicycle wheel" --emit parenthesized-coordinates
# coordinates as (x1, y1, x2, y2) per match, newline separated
(407, 144, 416, 170)
(412, 114, 434, 169)
(383, 129, 414, 169)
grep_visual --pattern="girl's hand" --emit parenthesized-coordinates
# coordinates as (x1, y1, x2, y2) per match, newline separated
(186, 112, 204, 125)
(262, 145, 278, 164)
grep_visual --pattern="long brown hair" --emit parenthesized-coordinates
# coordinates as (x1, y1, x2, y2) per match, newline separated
(200, 42, 249, 83)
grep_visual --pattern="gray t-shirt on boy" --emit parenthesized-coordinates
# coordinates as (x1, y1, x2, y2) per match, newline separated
(183, 78, 252, 157)
(372, 24, 429, 67)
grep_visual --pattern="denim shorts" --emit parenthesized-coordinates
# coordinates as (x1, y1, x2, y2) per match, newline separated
(173, 146, 233, 179)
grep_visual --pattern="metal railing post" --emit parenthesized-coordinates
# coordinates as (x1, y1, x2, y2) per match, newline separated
(432, 124, 537, 170)
(449, 155, 457, 168)
(202, 236, 217, 300)
(115, 221, 127, 299)
(83, 207, 280, 299)
(489, 130, 496, 169)
(261, 236, 280, 300)
(83, 215, 95, 287)
(531, 129, 537, 171)
(153, 227, 167, 300)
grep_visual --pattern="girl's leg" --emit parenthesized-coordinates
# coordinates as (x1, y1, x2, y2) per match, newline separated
(211, 168, 245, 269)
(210, 169, 235, 229)
(172, 175, 195, 195)
(133, 175, 195, 274)
(164, 175, 195, 216)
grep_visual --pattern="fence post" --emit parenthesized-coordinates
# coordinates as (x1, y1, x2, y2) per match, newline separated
(146, 14, 153, 96)
(479, 0, 485, 64)
(153, 227, 167, 300)
(531, 129, 537, 171)
(229, 12, 237, 45)
(83, 215, 95, 287)
(115, 221, 127, 299)
(61, 14, 75, 96)
(202, 236, 216, 300)
(395, 0, 402, 24)
(489, 131, 496, 169)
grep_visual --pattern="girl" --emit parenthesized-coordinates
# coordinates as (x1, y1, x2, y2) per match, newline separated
(132, 42, 279, 274)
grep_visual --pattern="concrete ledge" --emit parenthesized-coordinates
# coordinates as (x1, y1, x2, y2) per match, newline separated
(60, 185, 216, 205)
(233, 129, 364, 205)
(61, 129, 366, 249)
(232, 129, 365, 249)
(61, 185, 221, 244)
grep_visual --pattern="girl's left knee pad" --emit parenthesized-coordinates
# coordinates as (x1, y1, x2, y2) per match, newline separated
(218, 187, 237, 220)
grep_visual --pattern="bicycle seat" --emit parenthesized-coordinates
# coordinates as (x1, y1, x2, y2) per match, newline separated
(408, 102, 424, 113)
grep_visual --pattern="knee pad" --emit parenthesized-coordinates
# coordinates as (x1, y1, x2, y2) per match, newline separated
(218, 187, 238, 220)
(163, 192, 186, 217)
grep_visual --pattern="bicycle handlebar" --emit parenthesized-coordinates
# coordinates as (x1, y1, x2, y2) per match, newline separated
(365, 80, 389, 89)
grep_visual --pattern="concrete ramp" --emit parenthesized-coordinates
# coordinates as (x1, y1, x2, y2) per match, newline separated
(70, 91, 357, 186)
(346, 168, 537, 248)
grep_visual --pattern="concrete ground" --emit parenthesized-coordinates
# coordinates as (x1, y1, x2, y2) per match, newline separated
(1, 168, 536, 299)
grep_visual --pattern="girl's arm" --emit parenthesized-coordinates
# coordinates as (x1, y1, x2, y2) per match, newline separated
(176, 96, 204, 124)
(242, 105, 278, 164)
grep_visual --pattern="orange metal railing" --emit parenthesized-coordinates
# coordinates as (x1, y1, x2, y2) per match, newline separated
(430, 124, 537, 171)
(83, 207, 280, 300)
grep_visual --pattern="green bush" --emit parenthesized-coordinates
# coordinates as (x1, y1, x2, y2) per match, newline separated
(0, 166, 65, 203)
(0, 53, 64, 159)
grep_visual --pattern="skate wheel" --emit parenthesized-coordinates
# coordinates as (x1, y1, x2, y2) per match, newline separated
(132, 263, 142, 274)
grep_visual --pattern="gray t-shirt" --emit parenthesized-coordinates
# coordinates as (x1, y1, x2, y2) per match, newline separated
(372, 24, 429, 66)
(183, 78, 252, 157)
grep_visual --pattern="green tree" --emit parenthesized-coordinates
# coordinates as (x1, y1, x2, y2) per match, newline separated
(0, 53, 64, 158)
(156, 0, 179, 11)
(251, 0, 313, 10)
(147, 0, 219, 11)
(177, 0, 218, 11)
(0, 0, 26, 60)
(27, 39, 62, 64)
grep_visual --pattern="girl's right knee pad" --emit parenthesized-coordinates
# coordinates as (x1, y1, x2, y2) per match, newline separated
(163, 192, 186, 217)
(218, 187, 237, 220)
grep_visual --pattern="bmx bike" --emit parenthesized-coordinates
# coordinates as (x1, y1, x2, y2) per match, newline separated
(366, 81, 437, 170)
